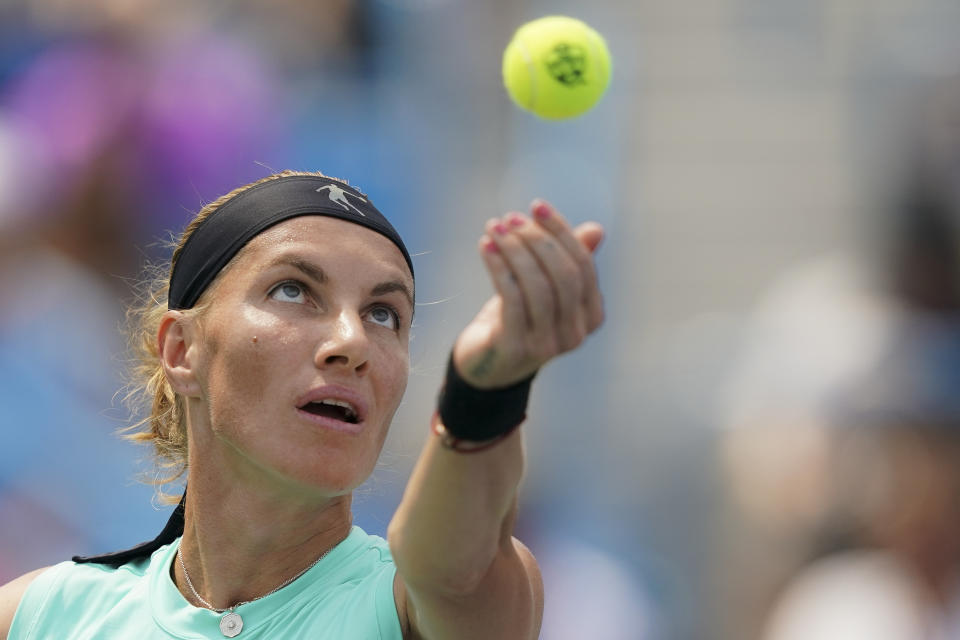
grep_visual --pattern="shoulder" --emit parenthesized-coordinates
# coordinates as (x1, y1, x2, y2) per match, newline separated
(276, 527, 404, 639)
(0, 567, 52, 640)
(336, 527, 396, 575)
(0, 556, 152, 640)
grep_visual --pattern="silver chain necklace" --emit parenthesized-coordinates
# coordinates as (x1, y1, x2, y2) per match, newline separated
(177, 544, 333, 638)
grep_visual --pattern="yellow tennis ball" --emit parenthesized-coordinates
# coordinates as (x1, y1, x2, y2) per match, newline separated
(502, 15, 612, 120)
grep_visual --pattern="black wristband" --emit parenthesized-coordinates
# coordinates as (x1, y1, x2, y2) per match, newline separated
(437, 352, 536, 442)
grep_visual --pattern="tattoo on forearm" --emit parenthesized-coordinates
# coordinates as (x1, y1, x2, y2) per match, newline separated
(470, 348, 497, 380)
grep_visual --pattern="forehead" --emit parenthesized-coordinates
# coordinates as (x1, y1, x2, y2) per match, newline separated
(235, 216, 412, 283)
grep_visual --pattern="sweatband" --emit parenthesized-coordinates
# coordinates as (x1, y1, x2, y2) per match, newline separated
(437, 352, 536, 446)
(169, 175, 413, 310)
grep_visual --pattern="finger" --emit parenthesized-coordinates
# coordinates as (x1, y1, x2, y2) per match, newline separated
(486, 217, 557, 338)
(478, 234, 526, 331)
(572, 222, 606, 331)
(531, 200, 601, 284)
(505, 213, 586, 352)
(530, 199, 599, 258)
(531, 200, 605, 332)
(573, 221, 604, 254)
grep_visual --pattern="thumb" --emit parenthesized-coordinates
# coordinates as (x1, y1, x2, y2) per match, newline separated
(574, 222, 605, 254)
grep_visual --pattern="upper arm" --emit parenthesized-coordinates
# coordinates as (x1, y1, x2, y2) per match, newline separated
(0, 567, 50, 640)
(394, 538, 543, 640)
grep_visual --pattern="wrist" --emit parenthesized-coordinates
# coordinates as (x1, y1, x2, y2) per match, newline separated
(436, 352, 535, 449)
(431, 414, 522, 453)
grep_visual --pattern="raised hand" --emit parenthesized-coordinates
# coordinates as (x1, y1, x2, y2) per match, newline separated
(452, 199, 604, 389)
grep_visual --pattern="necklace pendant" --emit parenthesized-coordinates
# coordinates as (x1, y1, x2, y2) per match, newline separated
(219, 611, 243, 637)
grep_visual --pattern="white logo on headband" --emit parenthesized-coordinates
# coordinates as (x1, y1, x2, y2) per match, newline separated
(315, 184, 367, 217)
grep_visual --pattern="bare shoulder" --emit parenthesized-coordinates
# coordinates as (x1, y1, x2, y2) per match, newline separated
(0, 567, 51, 640)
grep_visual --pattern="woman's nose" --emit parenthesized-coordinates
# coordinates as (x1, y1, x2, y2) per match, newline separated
(314, 310, 370, 374)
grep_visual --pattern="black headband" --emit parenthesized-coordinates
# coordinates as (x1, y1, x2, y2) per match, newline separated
(168, 175, 413, 310)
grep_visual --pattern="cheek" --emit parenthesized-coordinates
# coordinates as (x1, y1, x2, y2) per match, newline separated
(204, 309, 294, 420)
(220, 338, 268, 406)
(376, 346, 410, 413)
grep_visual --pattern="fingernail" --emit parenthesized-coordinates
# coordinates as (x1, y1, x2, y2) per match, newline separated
(507, 213, 525, 228)
(483, 238, 499, 253)
(533, 202, 552, 221)
(493, 222, 508, 235)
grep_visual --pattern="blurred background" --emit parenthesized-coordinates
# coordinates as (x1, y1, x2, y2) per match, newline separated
(3, 0, 960, 638)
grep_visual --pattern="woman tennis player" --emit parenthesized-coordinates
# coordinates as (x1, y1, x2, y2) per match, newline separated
(0, 170, 604, 639)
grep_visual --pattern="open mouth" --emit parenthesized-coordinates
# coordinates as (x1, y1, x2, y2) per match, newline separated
(299, 399, 360, 424)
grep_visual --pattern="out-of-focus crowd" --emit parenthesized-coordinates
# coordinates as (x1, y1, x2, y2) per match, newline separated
(3, 1, 960, 639)
(720, 78, 960, 640)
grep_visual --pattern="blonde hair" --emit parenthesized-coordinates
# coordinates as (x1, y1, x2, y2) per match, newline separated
(121, 170, 345, 504)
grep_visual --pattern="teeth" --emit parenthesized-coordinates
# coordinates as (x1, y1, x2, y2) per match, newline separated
(318, 399, 358, 421)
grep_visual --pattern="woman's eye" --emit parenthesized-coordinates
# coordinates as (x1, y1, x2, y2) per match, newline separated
(269, 282, 308, 304)
(367, 305, 399, 330)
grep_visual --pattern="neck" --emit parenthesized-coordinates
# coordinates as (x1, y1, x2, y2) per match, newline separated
(172, 478, 354, 611)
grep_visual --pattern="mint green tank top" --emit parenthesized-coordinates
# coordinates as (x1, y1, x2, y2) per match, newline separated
(9, 526, 403, 639)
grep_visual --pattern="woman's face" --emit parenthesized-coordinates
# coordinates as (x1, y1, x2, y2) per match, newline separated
(189, 216, 413, 496)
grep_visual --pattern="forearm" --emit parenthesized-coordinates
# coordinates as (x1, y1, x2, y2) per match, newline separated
(386, 202, 601, 639)
(388, 414, 525, 596)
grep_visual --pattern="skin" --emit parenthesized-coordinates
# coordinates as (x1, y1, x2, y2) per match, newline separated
(164, 216, 414, 610)
(0, 199, 604, 640)
(388, 200, 604, 639)
(182, 216, 413, 497)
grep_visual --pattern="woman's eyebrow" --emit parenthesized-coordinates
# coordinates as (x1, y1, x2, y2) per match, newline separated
(265, 255, 328, 285)
(371, 281, 414, 309)
(266, 254, 413, 307)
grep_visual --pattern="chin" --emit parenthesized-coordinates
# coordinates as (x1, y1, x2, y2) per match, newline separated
(282, 458, 375, 497)
(249, 432, 382, 496)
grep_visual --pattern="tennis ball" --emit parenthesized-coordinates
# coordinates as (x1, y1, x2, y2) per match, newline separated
(502, 16, 612, 120)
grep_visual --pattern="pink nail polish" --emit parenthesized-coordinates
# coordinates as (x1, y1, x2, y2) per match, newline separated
(493, 222, 508, 235)
(508, 213, 525, 227)
(483, 239, 499, 253)
(534, 202, 551, 221)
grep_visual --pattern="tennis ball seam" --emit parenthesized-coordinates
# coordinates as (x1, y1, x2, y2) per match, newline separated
(515, 37, 537, 113)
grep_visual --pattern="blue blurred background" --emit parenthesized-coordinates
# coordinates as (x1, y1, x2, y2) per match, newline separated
(4, 1, 960, 639)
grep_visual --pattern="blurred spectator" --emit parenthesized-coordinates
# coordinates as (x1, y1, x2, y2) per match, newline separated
(0, 40, 156, 582)
(720, 74, 960, 640)
(719, 253, 897, 639)
(762, 319, 960, 640)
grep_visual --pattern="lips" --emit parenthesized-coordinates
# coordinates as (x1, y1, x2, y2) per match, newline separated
(295, 385, 368, 433)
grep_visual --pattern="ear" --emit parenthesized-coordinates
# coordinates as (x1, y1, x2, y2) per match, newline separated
(158, 311, 202, 398)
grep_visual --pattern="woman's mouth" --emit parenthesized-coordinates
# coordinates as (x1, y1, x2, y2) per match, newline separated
(296, 398, 364, 433)
(299, 399, 359, 423)
(295, 386, 368, 434)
